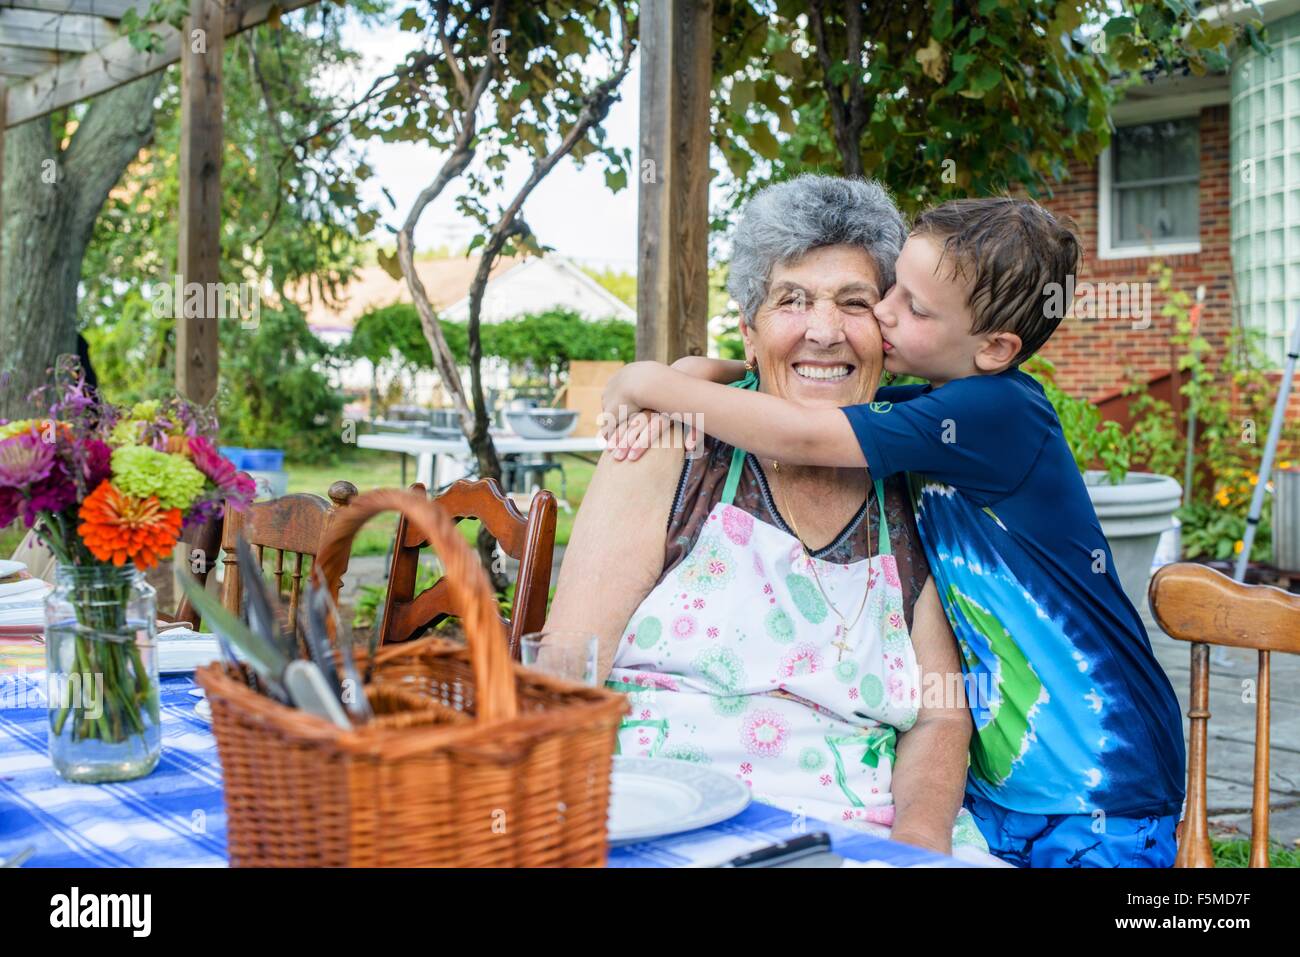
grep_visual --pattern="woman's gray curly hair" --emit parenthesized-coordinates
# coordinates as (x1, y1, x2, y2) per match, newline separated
(726, 175, 907, 327)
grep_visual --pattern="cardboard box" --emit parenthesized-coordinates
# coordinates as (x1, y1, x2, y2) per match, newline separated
(564, 361, 624, 436)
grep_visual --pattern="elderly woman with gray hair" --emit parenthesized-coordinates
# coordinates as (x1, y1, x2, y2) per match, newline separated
(544, 175, 992, 860)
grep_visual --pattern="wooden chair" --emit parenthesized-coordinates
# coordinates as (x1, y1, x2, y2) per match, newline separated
(378, 479, 557, 659)
(218, 480, 360, 639)
(1148, 561, 1300, 867)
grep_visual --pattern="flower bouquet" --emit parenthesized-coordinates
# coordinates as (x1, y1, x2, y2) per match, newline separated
(0, 357, 254, 781)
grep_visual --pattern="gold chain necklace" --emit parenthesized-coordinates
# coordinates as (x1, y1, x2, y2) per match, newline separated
(769, 460, 874, 662)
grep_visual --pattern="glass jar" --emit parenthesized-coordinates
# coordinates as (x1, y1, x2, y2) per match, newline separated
(44, 563, 160, 783)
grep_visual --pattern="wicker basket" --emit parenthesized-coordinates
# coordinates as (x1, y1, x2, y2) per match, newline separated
(197, 488, 629, 867)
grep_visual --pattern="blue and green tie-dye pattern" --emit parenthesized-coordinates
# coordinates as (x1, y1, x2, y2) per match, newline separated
(843, 370, 1184, 820)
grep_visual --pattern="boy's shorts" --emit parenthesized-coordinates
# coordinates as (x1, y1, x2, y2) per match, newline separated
(963, 792, 1179, 868)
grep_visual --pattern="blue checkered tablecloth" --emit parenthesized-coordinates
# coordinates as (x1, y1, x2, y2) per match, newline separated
(0, 670, 963, 868)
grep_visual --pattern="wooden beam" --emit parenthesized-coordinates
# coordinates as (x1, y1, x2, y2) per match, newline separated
(636, 0, 712, 364)
(0, 44, 62, 76)
(0, 9, 117, 52)
(1, 0, 148, 17)
(5, 0, 316, 127)
(174, 0, 221, 405)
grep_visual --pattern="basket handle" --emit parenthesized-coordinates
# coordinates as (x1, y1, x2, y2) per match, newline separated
(314, 488, 518, 724)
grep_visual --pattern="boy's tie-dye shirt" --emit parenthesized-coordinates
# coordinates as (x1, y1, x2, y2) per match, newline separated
(842, 368, 1185, 818)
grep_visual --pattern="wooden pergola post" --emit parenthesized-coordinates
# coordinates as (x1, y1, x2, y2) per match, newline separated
(175, 0, 224, 405)
(636, 0, 712, 364)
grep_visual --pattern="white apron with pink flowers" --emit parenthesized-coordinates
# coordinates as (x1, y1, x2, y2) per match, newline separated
(607, 444, 987, 850)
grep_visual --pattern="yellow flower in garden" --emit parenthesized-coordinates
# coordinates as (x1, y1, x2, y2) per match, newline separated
(1248, 474, 1258, 486)
(1233, 540, 1244, 555)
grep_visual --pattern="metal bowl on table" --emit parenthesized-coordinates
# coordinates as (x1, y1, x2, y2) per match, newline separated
(505, 408, 579, 440)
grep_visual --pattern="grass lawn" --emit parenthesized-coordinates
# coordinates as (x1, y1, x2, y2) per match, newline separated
(285, 448, 597, 558)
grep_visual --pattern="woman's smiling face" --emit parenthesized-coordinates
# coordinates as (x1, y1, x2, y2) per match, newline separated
(743, 244, 884, 408)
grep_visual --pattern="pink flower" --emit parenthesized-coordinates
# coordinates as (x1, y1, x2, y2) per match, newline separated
(881, 556, 901, 589)
(706, 626, 719, 639)
(740, 709, 790, 758)
(187, 435, 255, 510)
(721, 505, 753, 545)
(0, 432, 55, 487)
(887, 674, 905, 702)
(672, 614, 697, 640)
(779, 643, 823, 678)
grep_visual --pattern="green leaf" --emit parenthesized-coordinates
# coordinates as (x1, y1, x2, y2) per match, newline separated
(1103, 16, 1135, 40)
(397, 6, 425, 32)
(604, 166, 628, 192)
(376, 248, 403, 281)
(1186, 19, 1234, 50)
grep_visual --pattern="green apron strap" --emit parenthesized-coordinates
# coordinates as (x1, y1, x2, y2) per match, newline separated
(873, 479, 892, 557)
(720, 367, 759, 507)
(721, 446, 747, 506)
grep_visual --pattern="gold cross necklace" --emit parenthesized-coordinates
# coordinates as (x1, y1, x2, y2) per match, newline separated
(768, 460, 874, 662)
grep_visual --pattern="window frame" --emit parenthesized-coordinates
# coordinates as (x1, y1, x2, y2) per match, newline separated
(1098, 113, 1203, 260)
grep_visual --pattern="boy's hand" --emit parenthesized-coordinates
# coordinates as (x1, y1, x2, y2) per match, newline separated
(603, 410, 701, 462)
(600, 360, 656, 427)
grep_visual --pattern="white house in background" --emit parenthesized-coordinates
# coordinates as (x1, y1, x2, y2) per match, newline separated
(439, 256, 635, 324)
(297, 254, 633, 410)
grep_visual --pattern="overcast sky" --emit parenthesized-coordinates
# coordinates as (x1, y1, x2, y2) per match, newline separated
(335, 15, 642, 273)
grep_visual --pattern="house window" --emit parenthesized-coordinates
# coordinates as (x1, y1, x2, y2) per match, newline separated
(1100, 117, 1201, 258)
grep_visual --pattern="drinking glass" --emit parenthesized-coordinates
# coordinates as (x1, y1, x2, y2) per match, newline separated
(518, 631, 600, 686)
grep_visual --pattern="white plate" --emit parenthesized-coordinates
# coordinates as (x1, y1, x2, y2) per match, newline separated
(606, 756, 751, 845)
(0, 560, 27, 580)
(157, 633, 225, 675)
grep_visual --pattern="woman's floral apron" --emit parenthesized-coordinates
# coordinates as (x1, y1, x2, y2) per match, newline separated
(607, 437, 987, 851)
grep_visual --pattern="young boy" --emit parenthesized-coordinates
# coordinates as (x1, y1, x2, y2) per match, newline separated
(600, 197, 1186, 867)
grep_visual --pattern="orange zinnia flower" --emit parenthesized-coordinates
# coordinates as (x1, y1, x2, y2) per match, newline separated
(78, 480, 183, 570)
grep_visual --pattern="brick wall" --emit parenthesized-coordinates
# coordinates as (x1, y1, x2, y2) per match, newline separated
(1035, 105, 1234, 401)
(1032, 104, 1300, 454)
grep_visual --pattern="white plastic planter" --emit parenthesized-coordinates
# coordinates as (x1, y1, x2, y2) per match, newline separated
(1084, 470, 1183, 615)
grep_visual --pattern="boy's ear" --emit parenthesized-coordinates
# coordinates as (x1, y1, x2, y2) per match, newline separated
(974, 331, 1022, 373)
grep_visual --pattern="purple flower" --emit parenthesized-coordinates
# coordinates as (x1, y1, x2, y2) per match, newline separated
(183, 496, 225, 530)
(81, 439, 112, 490)
(0, 432, 56, 488)
(0, 487, 21, 528)
(23, 472, 76, 526)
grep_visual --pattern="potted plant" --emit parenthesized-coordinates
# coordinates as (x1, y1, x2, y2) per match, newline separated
(0, 358, 255, 782)
(1023, 354, 1181, 613)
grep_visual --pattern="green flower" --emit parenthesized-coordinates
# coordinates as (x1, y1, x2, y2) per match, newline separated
(798, 747, 826, 771)
(107, 419, 144, 448)
(110, 445, 206, 511)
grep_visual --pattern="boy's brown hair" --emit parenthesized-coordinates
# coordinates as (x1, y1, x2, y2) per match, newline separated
(912, 197, 1081, 365)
